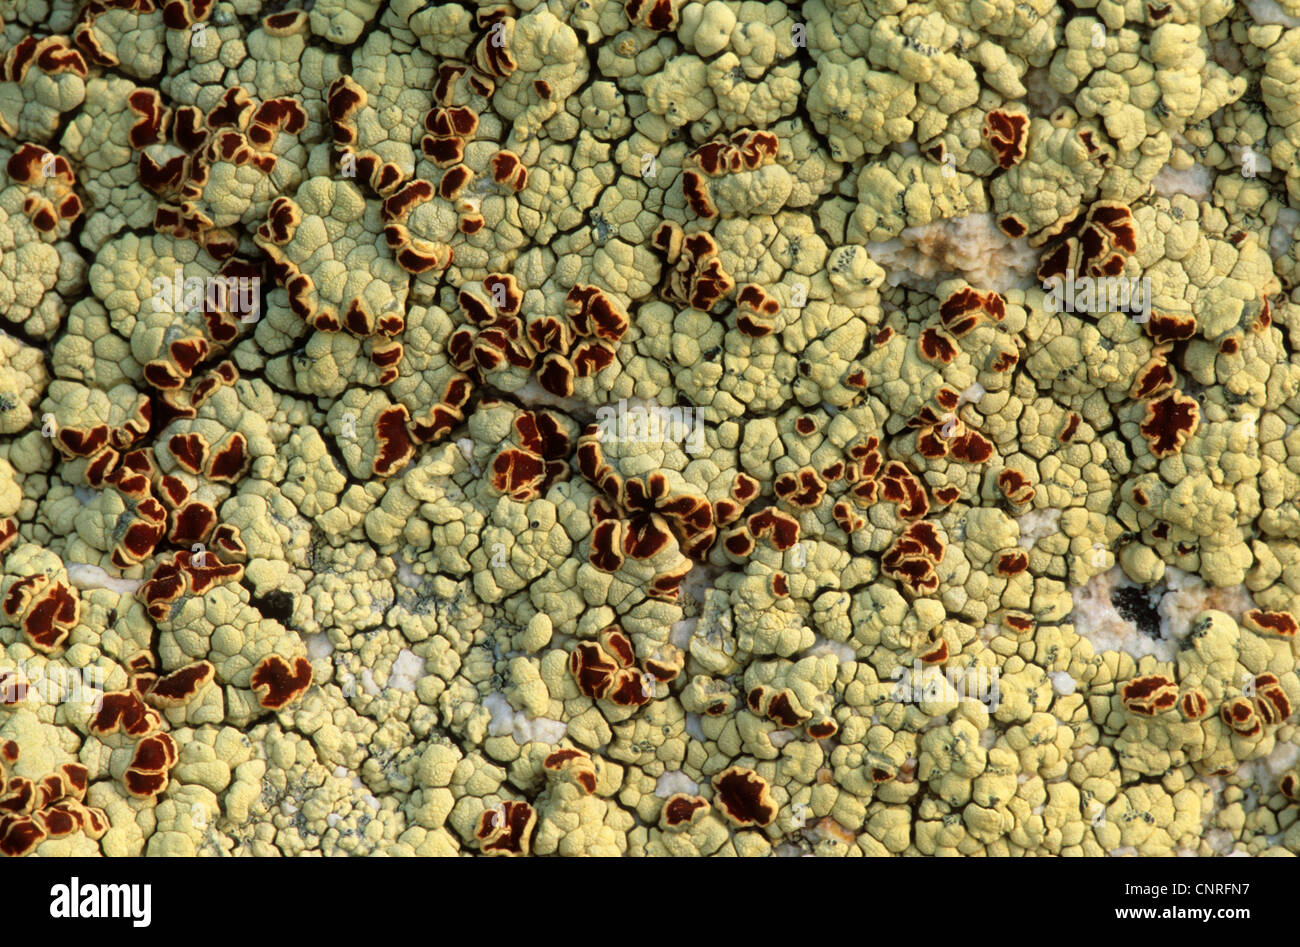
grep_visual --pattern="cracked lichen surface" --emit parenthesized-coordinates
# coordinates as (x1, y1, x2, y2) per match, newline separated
(1, 0, 1300, 857)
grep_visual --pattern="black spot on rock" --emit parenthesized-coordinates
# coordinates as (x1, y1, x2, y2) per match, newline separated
(1112, 586, 1161, 638)
(252, 589, 294, 624)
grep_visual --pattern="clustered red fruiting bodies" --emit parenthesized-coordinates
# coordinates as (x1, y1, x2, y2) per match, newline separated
(1121, 665, 1292, 743)
(908, 399, 993, 467)
(747, 683, 811, 729)
(682, 129, 780, 218)
(938, 286, 1007, 338)
(773, 467, 826, 509)
(1219, 696, 1264, 737)
(994, 549, 1030, 577)
(735, 283, 780, 337)
(50, 394, 151, 488)
(409, 373, 476, 451)
(93, 429, 252, 616)
(128, 653, 217, 709)
(2, 573, 80, 652)
(257, 192, 407, 386)
(714, 471, 759, 529)
(470, 9, 517, 81)
(249, 654, 314, 710)
(46, 373, 251, 643)
(163, 453, 242, 545)
(551, 284, 627, 388)
(917, 326, 958, 364)
(488, 408, 572, 502)
(326, 76, 400, 194)
(489, 149, 528, 192)
(831, 500, 865, 535)
(651, 224, 735, 312)
(127, 88, 169, 148)
(1036, 201, 1138, 282)
(73, 1, 162, 68)
(108, 483, 169, 559)
(7, 0, 1293, 863)
(179, 430, 249, 483)
(690, 130, 780, 177)
(123, 733, 179, 798)
(0, 20, 387, 849)
(364, 375, 475, 480)
(877, 459, 934, 518)
(1121, 310, 1204, 463)
(141, 293, 248, 420)
(1130, 348, 1176, 400)
(578, 430, 718, 598)
(839, 435, 884, 500)
(982, 109, 1029, 169)
(542, 749, 597, 794)
(1179, 689, 1210, 720)
(332, 15, 524, 245)
(475, 800, 535, 856)
(0, 36, 87, 137)
(737, 507, 801, 554)
(381, 178, 455, 274)
(932, 284, 1019, 379)
(1000, 128, 1111, 246)
(745, 418, 959, 555)
(422, 68, 479, 170)
(5, 143, 83, 235)
(0, 35, 88, 83)
(624, 0, 678, 31)
(996, 469, 1035, 507)
(1121, 674, 1179, 717)
(881, 521, 947, 596)
(90, 690, 160, 739)
(139, 545, 244, 622)
(53, 394, 249, 570)
(1243, 609, 1299, 639)
(88, 691, 180, 799)
(1138, 389, 1200, 459)
(1245, 673, 1292, 729)
(159, 0, 215, 31)
(135, 87, 307, 259)
(568, 624, 681, 706)
(449, 277, 627, 398)
(660, 793, 709, 829)
(711, 767, 777, 827)
(0, 745, 107, 857)
(448, 273, 529, 373)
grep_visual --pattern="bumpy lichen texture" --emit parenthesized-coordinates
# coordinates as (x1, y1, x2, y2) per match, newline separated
(2, 0, 1300, 858)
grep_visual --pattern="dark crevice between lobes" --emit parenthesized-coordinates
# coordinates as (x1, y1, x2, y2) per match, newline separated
(249, 586, 295, 624)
